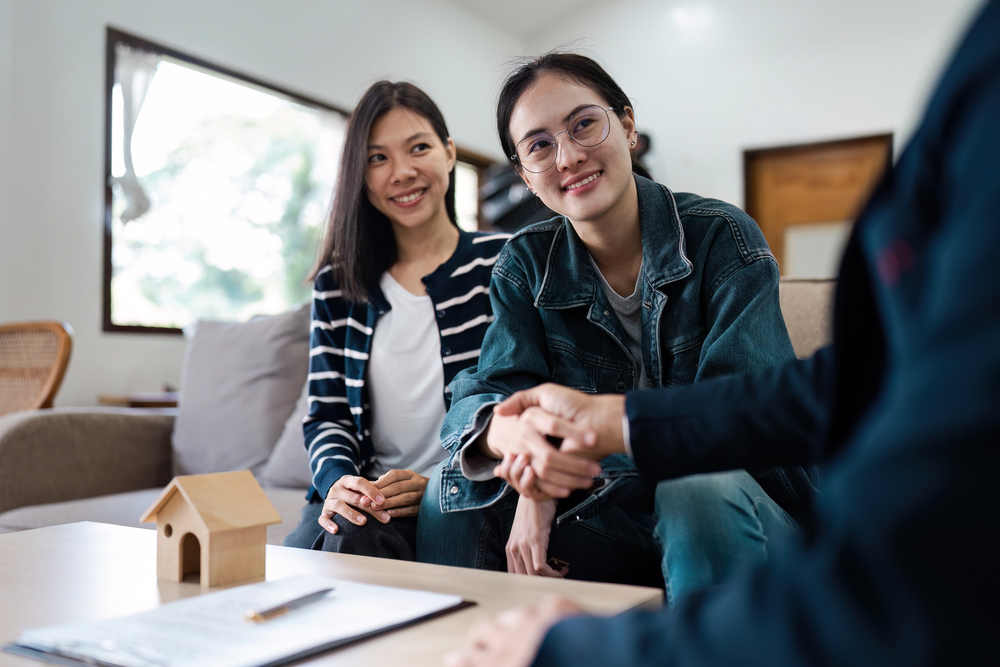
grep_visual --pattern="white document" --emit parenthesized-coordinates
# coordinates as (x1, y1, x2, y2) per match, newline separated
(11, 575, 467, 667)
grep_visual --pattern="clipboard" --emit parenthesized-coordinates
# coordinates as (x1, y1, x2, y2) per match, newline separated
(3, 575, 475, 667)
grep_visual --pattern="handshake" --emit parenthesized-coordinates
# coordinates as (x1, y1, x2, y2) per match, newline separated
(483, 383, 629, 501)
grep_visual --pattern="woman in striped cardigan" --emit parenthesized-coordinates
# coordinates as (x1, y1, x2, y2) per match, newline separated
(282, 81, 509, 559)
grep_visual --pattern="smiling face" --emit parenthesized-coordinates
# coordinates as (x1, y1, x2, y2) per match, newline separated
(365, 106, 456, 234)
(509, 73, 638, 226)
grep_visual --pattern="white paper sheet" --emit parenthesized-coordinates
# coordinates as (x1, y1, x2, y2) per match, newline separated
(13, 575, 466, 667)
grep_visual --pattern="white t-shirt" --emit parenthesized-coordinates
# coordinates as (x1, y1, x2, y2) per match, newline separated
(366, 271, 449, 478)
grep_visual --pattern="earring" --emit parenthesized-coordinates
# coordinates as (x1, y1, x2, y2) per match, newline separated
(630, 139, 637, 147)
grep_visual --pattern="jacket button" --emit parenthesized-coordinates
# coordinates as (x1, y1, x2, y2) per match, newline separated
(449, 486, 459, 495)
(437, 309, 445, 318)
(615, 381, 628, 393)
(443, 347, 452, 356)
(603, 310, 610, 316)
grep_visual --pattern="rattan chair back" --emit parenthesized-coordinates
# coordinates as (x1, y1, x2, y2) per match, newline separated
(0, 321, 73, 416)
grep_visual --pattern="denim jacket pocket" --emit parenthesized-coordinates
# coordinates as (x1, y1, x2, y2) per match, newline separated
(661, 335, 705, 387)
(437, 466, 511, 513)
(548, 340, 598, 392)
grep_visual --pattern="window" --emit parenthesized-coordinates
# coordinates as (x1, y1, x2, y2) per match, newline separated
(104, 28, 489, 334)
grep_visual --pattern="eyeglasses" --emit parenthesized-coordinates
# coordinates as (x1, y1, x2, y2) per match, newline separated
(511, 105, 616, 173)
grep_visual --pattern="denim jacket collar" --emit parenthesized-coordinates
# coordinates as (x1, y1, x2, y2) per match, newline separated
(535, 176, 693, 309)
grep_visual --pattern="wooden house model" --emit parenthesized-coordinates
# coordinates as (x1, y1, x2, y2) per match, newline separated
(140, 470, 281, 587)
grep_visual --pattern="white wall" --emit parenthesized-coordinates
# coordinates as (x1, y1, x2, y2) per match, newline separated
(0, 0, 987, 406)
(0, 0, 521, 406)
(526, 0, 984, 204)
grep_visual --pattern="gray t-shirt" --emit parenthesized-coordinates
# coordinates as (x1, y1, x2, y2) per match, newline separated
(589, 255, 653, 390)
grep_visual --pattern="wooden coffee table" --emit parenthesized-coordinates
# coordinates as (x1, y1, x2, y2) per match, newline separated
(0, 522, 662, 666)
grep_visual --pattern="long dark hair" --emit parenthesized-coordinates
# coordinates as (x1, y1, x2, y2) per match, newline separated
(496, 52, 652, 181)
(311, 81, 457, 302)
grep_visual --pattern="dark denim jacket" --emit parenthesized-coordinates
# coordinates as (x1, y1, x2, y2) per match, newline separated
(438, 175, 801, 526)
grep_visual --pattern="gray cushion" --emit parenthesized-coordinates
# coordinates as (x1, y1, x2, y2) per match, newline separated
(0, 487, 309, 546)
(260, 380, 313, 489)
(172, 305, 310, 477)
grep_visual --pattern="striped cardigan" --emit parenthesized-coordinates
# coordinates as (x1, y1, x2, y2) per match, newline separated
(304, 229, 510, 502)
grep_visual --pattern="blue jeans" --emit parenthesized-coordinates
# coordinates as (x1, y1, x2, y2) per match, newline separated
(653, 470, 796, 606)
(417, 465, 795, 606)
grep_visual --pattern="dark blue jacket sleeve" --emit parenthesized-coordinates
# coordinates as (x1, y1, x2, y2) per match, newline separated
(533, 3, 1000, 664)
(627, 346, 833, 480)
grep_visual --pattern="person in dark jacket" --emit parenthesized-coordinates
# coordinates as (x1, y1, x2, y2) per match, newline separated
(444, 1, 1000, 665)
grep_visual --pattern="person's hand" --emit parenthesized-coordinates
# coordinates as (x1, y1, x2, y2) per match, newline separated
(506, 496, 565, 577)
(491, 385, 627, 500)
(494, 383, 627, 461)
(370, 468, 428, 518)
(494, 452, 546, 500)
(481, 409, 601, 500)
(318, 475, 390, 534)
(444, 596, 585, 667)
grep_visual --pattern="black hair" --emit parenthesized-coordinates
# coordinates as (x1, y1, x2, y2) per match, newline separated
(311, 81, 456, 302)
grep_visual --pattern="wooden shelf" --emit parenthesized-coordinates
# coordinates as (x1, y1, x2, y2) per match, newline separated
(98, 392, 179, 408)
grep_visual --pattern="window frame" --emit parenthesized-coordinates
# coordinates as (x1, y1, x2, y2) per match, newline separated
(454, 146, 494, 231)
(103, 27, 494, 334)
(103, 27, 353, 334)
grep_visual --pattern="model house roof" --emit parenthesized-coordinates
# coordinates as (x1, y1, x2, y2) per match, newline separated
(140, 470, 281, 532)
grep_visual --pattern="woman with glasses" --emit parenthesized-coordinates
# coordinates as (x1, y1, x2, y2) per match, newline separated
(417, 53, 812, 603)
(282, 81, 509, 560)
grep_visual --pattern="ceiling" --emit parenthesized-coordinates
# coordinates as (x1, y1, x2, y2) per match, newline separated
(446, 0, 592, 42)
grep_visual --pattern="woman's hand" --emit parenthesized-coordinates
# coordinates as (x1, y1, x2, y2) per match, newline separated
(489, 385, 626, 500)
(495, 452, 546, 501)
(494, 385, 626, 461)
(482, 409, 601, 499)
(372, 469, 429, 518)
(506, 495, 565, 577)
(318, 469, 430, 534)
(318, 475, 389, 534)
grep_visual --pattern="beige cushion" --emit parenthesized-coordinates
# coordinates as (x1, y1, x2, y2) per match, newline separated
(172, 305, 310, 478)
(0, 408, 174, 516)
(0, 487, 309, 546)
(778, 279, 836, 359)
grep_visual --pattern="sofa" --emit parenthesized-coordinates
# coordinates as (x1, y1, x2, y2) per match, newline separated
(0, 304, 318, 545)
(0, 279, 835, 545)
